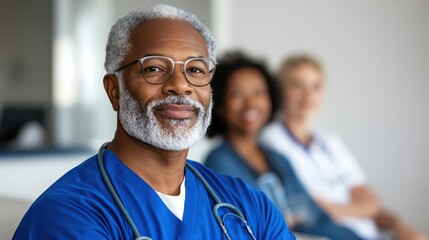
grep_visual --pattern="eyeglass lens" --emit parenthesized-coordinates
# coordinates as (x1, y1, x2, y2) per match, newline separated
(140, 57, 215, 86)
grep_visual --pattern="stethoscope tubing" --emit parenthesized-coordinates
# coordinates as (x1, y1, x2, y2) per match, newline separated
(97, 142, 256, 240)
(97, 143, 151, 240)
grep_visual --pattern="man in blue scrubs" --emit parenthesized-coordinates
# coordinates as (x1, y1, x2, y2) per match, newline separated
(13, 4, 295, 239)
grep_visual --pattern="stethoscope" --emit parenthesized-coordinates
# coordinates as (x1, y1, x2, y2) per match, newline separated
(97, 142, 257, 240)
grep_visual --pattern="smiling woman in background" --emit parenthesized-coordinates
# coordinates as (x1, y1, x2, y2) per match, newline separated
(260, 54, 426, 240)
(205, 52, 365, 239)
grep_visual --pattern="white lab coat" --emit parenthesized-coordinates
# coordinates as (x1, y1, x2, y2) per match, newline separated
(261, 121, 379, 240)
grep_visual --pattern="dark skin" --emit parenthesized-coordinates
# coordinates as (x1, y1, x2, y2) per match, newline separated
(221, 68, 272, 174)
(103, 19, 211, 195)
(220, 67, 298, 227)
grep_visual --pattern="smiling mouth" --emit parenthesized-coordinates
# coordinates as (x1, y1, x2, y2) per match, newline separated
(155, 104, 195, 119)
(242, 109, 259, 122)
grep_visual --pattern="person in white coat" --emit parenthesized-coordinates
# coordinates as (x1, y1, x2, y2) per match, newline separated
(260, 54, 426, 240)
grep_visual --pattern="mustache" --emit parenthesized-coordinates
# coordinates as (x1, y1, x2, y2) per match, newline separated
(148, 96, 204, 111)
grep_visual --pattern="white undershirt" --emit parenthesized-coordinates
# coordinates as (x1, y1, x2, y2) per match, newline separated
(155, 177, 186, 221)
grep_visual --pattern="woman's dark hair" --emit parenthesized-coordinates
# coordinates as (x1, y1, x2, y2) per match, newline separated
(207, 51, 280, 138)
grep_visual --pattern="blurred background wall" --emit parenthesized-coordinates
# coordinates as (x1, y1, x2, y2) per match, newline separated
(0, 1, 52, 106)
(210, 0, 429, 233)
(0, 0, 428, 236)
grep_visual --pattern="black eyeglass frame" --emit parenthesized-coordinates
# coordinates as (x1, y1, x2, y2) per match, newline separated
(114, 56, 218, 87)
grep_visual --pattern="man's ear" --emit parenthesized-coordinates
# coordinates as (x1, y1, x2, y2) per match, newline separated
(103, 74, 120, 111)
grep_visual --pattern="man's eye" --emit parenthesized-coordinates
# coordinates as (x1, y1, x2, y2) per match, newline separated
(187, 67, 205, 74)
(143, 66, 165, 72)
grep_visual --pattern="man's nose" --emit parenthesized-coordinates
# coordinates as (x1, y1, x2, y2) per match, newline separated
(161, 65, 193, 96)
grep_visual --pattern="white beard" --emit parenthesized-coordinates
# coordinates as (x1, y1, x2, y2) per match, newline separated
(117, 77, 212, 151)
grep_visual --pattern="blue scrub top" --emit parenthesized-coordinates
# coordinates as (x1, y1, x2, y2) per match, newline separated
(13, 149, 295, 239)
(205, 140, 362, 240)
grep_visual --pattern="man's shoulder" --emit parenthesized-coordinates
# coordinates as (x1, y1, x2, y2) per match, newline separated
(36, 154, 107, 203)
(14, 155, 117, 239)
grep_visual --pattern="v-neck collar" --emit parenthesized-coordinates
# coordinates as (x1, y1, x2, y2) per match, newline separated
(280, 122, 333, 158)
(282, 123, 313, 153)
(103, 149, 200, 231)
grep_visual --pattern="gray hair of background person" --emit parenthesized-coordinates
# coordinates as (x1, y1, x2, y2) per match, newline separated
(104, 4, 217, 74)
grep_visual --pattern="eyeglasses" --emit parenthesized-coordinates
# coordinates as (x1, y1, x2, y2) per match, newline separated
(114, 56, 217, 87)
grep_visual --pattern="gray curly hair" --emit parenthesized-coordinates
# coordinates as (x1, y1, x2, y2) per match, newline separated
(104, 4, 216, 74)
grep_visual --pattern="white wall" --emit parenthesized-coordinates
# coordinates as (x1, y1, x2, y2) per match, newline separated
(212, 0, 429, 233)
